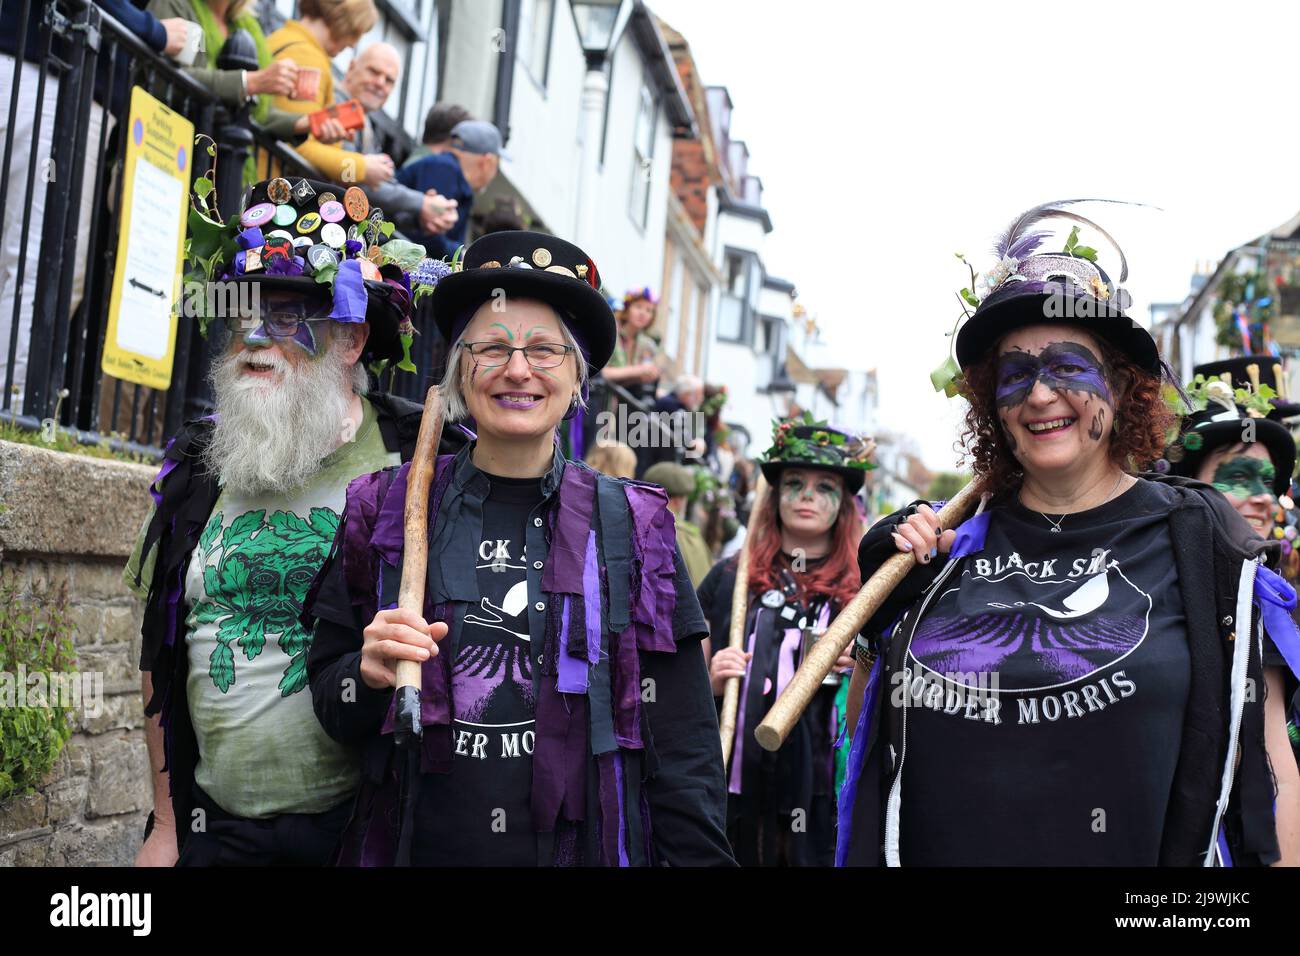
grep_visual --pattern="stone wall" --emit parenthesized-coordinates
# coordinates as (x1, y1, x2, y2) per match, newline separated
(0, 439, 156, 866)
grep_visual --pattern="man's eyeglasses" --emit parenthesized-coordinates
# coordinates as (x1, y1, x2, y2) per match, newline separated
(464, 341, 575, 369)
(222, 291, 334, 338)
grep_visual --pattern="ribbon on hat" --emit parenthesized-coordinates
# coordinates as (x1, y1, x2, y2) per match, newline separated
(266, 254, 305, 277)
(329, 259, 369, 324)
(237, 226, 265, 251)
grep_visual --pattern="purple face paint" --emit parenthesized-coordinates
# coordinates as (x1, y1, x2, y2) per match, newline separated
(995, 341, 1111, 409)
(244, 322, 273, 348)
(289, 320, 318, 356)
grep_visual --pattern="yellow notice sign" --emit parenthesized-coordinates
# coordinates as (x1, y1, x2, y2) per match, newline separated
(101, 87, 193, 389)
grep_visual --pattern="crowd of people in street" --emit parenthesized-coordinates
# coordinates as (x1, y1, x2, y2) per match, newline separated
(1, 1, 1297, 871)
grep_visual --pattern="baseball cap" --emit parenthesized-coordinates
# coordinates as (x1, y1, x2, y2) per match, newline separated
(450, 120, 510, 160)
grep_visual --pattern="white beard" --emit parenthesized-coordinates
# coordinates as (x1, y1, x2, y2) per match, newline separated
(204, 342, 354, 496)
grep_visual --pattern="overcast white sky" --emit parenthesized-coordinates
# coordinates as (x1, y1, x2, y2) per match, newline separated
(648, 0, 1300, 472)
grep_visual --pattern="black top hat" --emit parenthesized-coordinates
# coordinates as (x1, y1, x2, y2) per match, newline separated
(759, 416, 875, 495)
(215, 177, 425, 365)
(1166, 396, 1294, 497)
(954, 201, 1160, 374)
(1193, 355, 1300, 420)
(431, 231, 616, 371)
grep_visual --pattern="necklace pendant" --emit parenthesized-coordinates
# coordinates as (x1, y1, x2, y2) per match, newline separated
(1049, 526, 1062, 532)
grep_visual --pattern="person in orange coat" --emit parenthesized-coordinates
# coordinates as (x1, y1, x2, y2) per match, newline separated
(267, 0, 378, 185)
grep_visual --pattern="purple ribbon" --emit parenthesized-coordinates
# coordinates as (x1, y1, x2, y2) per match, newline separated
(776, 627, 802, 702)
(1254, 564, 1300, 680)
(266, 253, 305, 277)
(948, 510, 990, 560)
(582, 530, 602, 665)
(727, 614, 760, 795)
(557, 596, 587, 693)
(237, 226, 264, 250)
(835, 656, 882, 867)
(329, 259, 369, 323)
(1217, 824, 1234, 867)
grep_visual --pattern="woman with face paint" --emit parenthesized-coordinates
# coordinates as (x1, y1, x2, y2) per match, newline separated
(837, 201, 1300, 868)
(302, 232, 735, 866)
(1164, 369, 1296, 537)
(696, 417, 872, 866)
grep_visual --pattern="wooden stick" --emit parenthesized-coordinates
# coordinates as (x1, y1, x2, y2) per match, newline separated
(754, 481, 981, 752)
(719, 473, 769, 773)
(392, 386, 445, 748)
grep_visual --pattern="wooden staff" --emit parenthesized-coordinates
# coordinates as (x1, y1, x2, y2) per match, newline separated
(392, 386, 445, 750)
(754, 481, 980, 752)
(718, 473, 769, 773)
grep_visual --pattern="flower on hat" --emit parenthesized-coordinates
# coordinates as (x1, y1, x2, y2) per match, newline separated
(977, 255, 1020, 298)
(1203, 380, 1233, 404)
(1182, 431, 1204, 451)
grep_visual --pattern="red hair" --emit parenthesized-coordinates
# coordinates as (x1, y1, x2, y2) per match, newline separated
(747, 476, 864, 608)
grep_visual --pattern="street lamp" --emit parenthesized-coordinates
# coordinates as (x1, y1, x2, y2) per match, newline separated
(570, 0, 627, 249)
(570, 0, 624, 68)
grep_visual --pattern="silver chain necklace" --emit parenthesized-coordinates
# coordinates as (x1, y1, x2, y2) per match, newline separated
(1033, 472, 1125, 533)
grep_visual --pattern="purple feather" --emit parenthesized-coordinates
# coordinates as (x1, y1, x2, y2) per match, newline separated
(993, 199, 1143, 282)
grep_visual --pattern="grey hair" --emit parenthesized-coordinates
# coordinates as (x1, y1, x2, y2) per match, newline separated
(438, 319, 589, 423)
(674, 374, 703, 397)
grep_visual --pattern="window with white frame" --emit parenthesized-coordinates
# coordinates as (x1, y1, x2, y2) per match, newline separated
(628, 83, 656, 228)
(516, 0, 555, 88)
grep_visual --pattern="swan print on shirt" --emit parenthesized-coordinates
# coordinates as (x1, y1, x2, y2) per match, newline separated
(904, 544, 1154, 726)
(449, 535, 536, 760)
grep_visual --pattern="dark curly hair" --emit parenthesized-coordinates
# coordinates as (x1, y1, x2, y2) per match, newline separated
(958, 336, 1176, 500)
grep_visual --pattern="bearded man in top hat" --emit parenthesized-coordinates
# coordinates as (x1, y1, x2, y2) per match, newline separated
(126, 176, 462, 866)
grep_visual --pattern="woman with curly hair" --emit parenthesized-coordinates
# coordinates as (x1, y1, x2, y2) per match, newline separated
(697, 417, 871, 865)
(838, 202, 1300, 867)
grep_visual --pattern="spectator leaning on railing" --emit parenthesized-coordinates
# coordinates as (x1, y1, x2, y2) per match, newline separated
(0, 0, 186, 414)
(401, 102, 472, 169)
(396, 120, 504, 259)
(147, 0, 350, 165)
(266, 0, 377, 183)
(332, 43, 459, 239)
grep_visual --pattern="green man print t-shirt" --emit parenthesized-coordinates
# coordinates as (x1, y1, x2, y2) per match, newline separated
(184, 397, 399, 819)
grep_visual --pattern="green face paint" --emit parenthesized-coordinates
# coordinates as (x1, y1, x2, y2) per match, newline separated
(488, 321, 515, 342)
(1211, 456, 1275, 500)
(779, 472, 842, 522)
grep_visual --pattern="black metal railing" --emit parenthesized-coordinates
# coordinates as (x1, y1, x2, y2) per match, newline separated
(0, 0, 322, 458)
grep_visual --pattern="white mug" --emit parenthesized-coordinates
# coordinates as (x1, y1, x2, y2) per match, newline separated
(174, 21, 202, 67)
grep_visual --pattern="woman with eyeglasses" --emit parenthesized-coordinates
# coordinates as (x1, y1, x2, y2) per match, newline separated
(303, 231, 735, 866)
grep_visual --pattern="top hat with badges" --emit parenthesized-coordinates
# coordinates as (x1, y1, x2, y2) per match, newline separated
(197, 176, 446, 367)
(758, 413, 876, 495)
(429, 231, 616, 371)
(953, 201, 1161, 374)
(1192, 355, 1300, 421)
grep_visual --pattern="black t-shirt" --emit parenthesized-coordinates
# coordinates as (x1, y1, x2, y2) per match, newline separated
(898, 479, 1191, 865)
(413, 473, 543, 866)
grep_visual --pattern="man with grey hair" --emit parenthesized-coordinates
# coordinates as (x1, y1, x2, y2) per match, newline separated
(636, 374, 707, 477)
(339, 42, 459, 238)
(124, 177, 460, 866)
